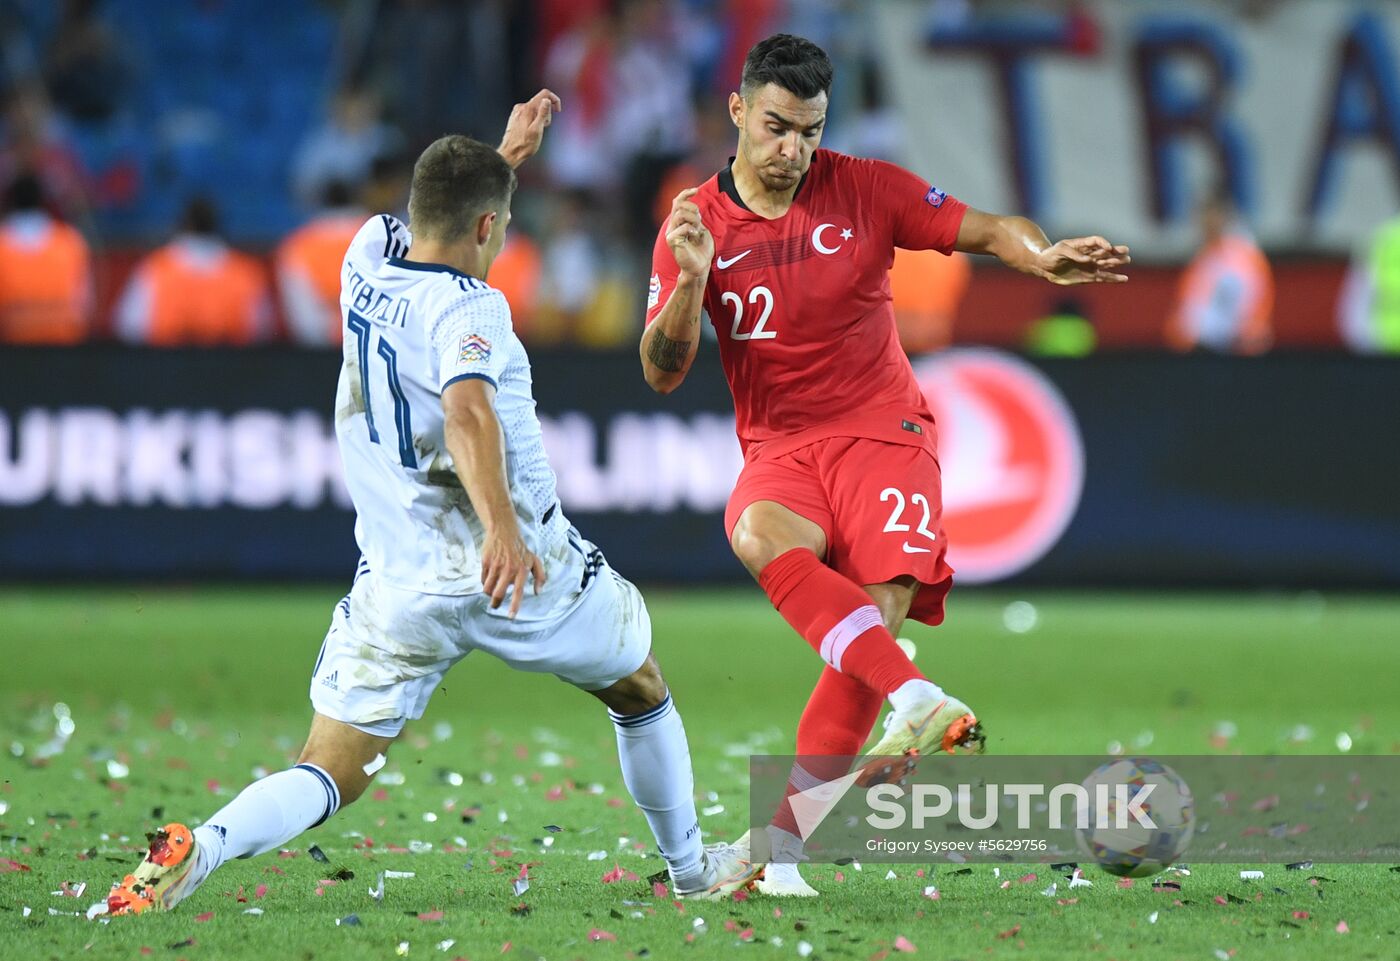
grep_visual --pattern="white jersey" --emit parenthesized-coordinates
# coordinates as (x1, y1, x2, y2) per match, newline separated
(334, 215, 573, 600)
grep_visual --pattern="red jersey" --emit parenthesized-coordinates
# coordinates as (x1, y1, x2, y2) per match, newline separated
(646, 149, 967, 456)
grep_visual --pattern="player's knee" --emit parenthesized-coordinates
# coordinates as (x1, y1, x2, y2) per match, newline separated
(591, 653, 668, 716)
(731, 525, 796, 578)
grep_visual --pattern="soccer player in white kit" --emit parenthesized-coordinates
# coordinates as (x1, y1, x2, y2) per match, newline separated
(106, 91, 758, 916)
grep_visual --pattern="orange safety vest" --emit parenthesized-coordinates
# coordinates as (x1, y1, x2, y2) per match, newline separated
(889, 247, 971, 355)
(276, 212, 362, 344)
(0, 214, 91, 344)
(1168, 233, 1274, 354)
(123, 240, 270, 346)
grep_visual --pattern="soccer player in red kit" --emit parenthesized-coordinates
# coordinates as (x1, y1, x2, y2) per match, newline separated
(641, 35, 1129, 895)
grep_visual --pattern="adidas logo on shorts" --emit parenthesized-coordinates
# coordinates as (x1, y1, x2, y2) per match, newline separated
(320, 670, 339, 692)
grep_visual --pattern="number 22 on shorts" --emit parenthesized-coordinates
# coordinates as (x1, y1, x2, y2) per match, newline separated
(880, 487, 937, 553)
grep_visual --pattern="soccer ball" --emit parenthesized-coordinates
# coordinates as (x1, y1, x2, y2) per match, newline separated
(1074, 757, 1195, 878)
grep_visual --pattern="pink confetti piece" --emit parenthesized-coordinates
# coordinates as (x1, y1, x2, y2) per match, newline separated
(1251, 794, 1280, 812)
(545, 786, 566, 801)
(653, 881, 669, 899)
(915, 869, 925, 878)
(1117, 878, 1135, 889)
(1336, 921, 1350, 934)
(738, 928, 755, 941)
(418, 910, 444, 921)
(1214, 895, 1229, 905)
(996, 924, 1021, 940)
(600, 862, 638, 883)
(194, 911, 214, 922)
(732, 889, 748, 902)
(894, 935, 916, 952)
(773, 908, 783, 918)
(500, 941, 512, 953)
(205, 779, 221, 794)
(372, 788, 389, 802)
(254, 884, 268, 899)
(1017, 873, 1038, 884)
(834, 871, 845, 883)
(606, 797, 625, 808)
(587, 928, 617, 942)
(1293, 911, 1310, 919)
(2, 859, 32, 873)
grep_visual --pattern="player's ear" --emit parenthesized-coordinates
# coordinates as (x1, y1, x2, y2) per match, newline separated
(476, 210, 497, 246)
(728, 91, 744, 129)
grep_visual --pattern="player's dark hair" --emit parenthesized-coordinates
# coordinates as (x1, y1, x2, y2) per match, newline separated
(740, 34, 833, 102)
(408, 135, 517, 243)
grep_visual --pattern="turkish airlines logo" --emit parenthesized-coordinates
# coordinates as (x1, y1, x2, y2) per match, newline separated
(912, 349, 1083, 583)
(809, 214, 855, 260)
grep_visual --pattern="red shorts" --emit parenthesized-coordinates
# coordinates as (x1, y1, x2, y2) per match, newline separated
(724, 435, 954, 626)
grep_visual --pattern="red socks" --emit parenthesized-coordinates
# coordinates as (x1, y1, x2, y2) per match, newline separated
(758, 548, 924, 696)
(770, 667, 885, 837)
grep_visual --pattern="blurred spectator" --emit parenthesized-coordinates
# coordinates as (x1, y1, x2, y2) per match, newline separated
(291, 87, 402, 210)
(0, 170, 92, 344)
(1337, 216, 1400, 354)
(361, 152, 413, 221)
(543, 10, 620, 192)
(488, 230, 543, 340)
(1025, 298, 1096, 357)
(1167, 190, 1273, 355)
(276, 181, 364, 347)
(44, 0, 132, 124)
(889, 247, 970, 355)
(116, 198, 272, 346)
(651, 99, 738, 228)
(610, 0, 697, 252)
(0, 86, 88, 220)
(823, 60, 903, 162)
(537, 190, 604, 342)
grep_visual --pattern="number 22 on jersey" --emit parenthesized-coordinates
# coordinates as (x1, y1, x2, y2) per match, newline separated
(722, 284, 776, 341)
(347, 310, 417, 469)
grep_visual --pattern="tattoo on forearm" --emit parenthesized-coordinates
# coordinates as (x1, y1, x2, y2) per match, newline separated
(647, 328, 692, 372)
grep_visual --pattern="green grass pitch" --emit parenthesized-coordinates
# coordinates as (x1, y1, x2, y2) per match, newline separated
(3, 586, 1399, 959)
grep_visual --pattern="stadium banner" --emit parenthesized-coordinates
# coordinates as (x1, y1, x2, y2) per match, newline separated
(747, 754, 1400, 865)
(874, 0, 1400, 257)
(1, 346, 1398, 586)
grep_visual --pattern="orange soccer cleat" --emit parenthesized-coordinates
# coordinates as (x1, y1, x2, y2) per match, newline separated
(107, 823, 202, 916)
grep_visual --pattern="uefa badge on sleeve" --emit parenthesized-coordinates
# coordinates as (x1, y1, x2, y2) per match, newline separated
(458, 333, 492, 365)
(924, 185, 947, 209)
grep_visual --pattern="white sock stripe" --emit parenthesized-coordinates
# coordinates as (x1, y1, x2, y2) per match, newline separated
(295, 763, 341, 824)
(609, 693, 674, 729)
(819, 605, 884, 671)
(787, 764, 825, 793)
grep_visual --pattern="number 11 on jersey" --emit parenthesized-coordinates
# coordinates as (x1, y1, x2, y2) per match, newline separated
(348, 310, 418, 469)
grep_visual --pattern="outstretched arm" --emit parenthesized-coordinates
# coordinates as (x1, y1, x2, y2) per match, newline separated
(498, 89, 562, 169)
(955, 208, 1130, 285)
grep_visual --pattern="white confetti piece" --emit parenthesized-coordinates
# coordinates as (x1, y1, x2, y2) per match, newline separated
(397, 942, 410, 957)
(22, 906, 32, 917)
(243, 908, 264, 915)
(1148, 911, 1158, 924)
(1069, 870, 1093, 888)
(362, 753, 387, 776)
(885, 870, 898, 880)
(513, 878, 530, 896)
(539, 751, 562, 767)
(497, 810, 509, 823)
(369, 872, 385, 900)
(797, 941, 813, 957)
(1041, 883, 1058, 897)
(701, 804, 725, 816)
(384, 870, 417, 879)
(85, 902, 108, 920)
(1240, 870, 1264, 880)
(437, 939, 455, 951)
(587, 850, 608, 861)
(408, 841, 433, 854)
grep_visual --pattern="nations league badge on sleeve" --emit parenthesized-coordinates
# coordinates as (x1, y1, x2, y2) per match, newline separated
(647, 273, 662, 310)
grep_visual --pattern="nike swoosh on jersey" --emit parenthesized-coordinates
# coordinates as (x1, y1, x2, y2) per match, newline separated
(716, 250, 753, 269)
(901, 542, 933, 554)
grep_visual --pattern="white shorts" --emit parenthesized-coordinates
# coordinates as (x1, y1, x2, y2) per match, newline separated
(308, 542, 650, 736)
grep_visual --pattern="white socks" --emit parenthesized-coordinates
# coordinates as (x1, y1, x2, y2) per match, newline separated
(192, 763, 341, 878)
(609, 693, 706, 888)
(888, 678, 946, 713)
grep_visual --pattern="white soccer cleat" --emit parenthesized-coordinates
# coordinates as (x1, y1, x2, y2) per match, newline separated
(860, 692, 984, 785)
(672, 839, 761, 900)
(755, 860, 820, 897)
